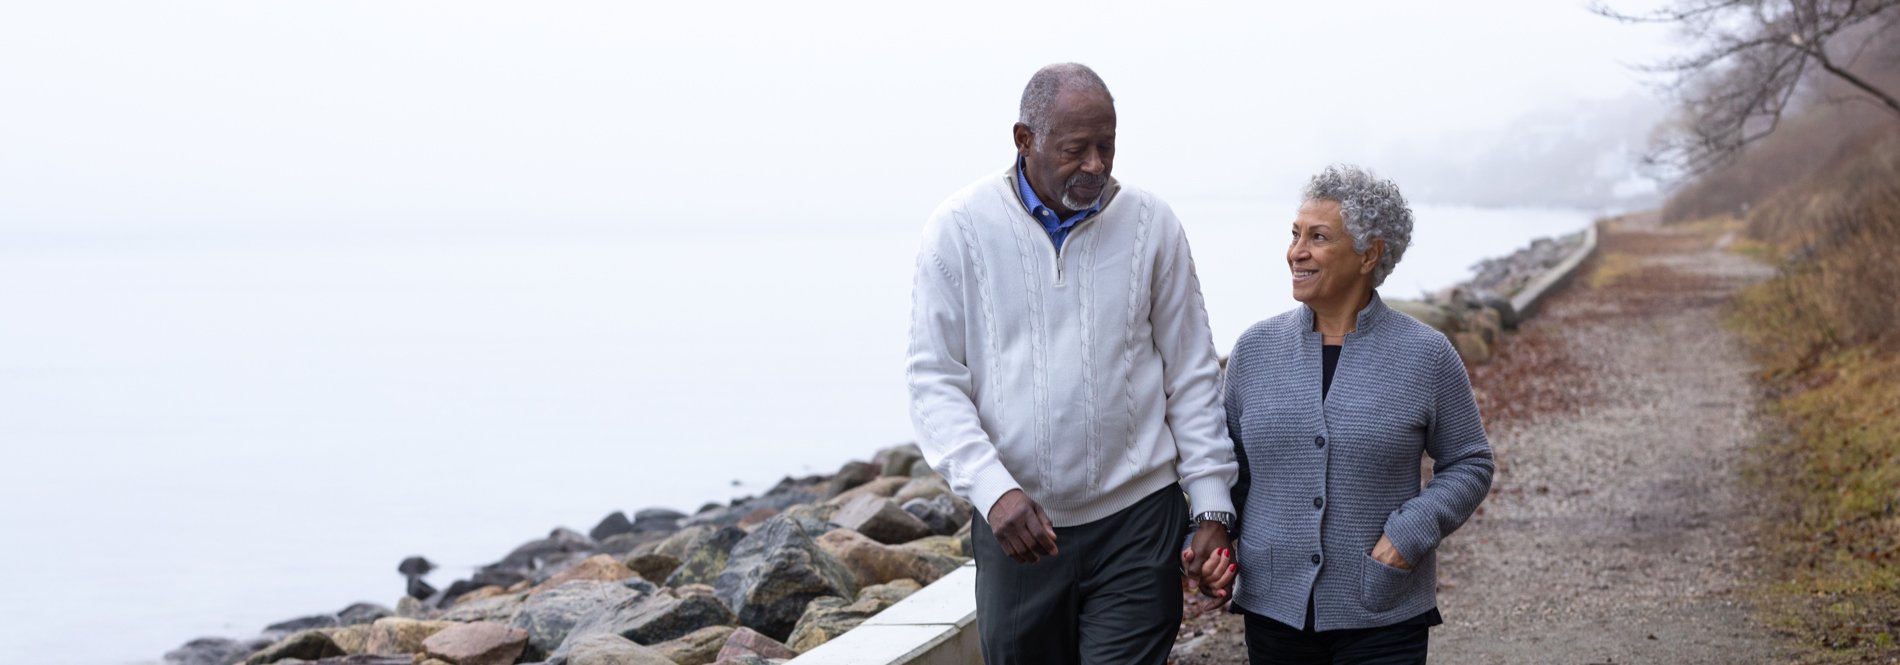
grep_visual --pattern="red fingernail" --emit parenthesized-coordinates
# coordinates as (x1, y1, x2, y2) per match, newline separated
(1229, 563, 1237, 572)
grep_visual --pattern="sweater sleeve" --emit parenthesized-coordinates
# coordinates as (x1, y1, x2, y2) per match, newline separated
(1225, 346, 1251, 536)
(1150, 208, 1238, 516)
(906, 212, 1022, 519)
(1382, 338, 1495, 565)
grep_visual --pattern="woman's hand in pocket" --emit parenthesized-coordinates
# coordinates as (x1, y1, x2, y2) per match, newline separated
(1371, 533, 1412, 570)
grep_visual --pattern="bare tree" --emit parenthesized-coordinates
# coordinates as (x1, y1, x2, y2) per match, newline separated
(1595, 0, 1900, 174)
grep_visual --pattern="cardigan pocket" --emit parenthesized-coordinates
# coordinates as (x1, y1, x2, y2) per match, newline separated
(1359, 552, 1413, 613)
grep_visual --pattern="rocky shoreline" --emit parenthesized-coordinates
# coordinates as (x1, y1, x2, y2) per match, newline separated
(1390, 228, 1591, 364)
(165, 444, 973, 665)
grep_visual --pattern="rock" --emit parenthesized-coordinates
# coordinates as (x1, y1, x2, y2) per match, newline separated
(394, 596, 435, 620)
(1388, 298, 1456, 334)
(786, 584, 913, 654)
(1452, 330, 1493, 364)
(165, 637, 269, 665)
(450, 585, 511, 606)
(651, 525, 717, 561)
(955, 515, 973, 556)
(407, 576, 439, 600)
(362, 617, 455, 656)
(532, 554, 637, 592)
(267, 657, 411, 665)
(713, 515, 858, 641)
(398, 557, 435, 577)
(594, 532, 666, 557)
(814, 528, 962, 588)
(420, 621, 529, 665)
(830, 494, 933, 544)
(685, 481, 825, 530)
(633, 508, 687, 534)
(824, 476, 909, 507)
(822, 461, 880, 498)
(487, 528, 596, 578)
(554, 588, 737, 658)
(558, 634, 674, 665)
(890, 474, 952, 504)
(777, 504, 837, 536)
(624, 553, 680, 583)
(907, 458, 936, 478)
(266, 614, 340, 635)
(441, 591, 527, 624)
(872, 443, 923, 477)
(590, 512, 637, 542)
(337, 603, 392, 626)
(902, 534, 966, 561)
(525, 551, 599, 585)
(664, 526, 747, 588)
(321, 624, 372, 654)
(901, 496, 963, 536)
(649, 626, 735, 665)
(509, 580, 650, 660)
(735, 506, 780, 529)
(715, 627, 797, 662)
(246, 630, 344, 664)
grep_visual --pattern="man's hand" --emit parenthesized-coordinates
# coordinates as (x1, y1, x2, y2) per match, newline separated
(1371, 533, 1412, 570)
(988, 489, 1058, 563)
(1182, 522, 1235, 598)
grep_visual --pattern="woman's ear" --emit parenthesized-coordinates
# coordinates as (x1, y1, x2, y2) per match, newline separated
(1360, 238, 1385, 275)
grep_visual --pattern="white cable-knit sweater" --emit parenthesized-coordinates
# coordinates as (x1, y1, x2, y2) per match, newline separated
(906, 166, 1237, 526)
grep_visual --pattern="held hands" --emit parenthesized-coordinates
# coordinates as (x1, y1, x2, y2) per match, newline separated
(1180, 522, 1236, 600)
(988, 489, 1058, 563)
(1371, 533, 1413, 570)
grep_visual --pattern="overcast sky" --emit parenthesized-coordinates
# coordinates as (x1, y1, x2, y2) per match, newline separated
(0, 1, 1678, 241)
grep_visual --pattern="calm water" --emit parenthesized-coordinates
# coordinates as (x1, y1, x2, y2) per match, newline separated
(0, 200, 1594, 663)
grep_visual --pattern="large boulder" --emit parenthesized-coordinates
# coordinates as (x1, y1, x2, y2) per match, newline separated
(441, 591, 528, 624)
(558, 633, 675, 665)
(320, 625, 373, 655)
(337, 603, 393, 626)
(165, 637, 269, 665)
(651, 525, 717, 560)
(713, 515, 858, 641)
(899, 534, 966, 561)
(590, 512, 637, 541)
(785, 580, 918, 653)
(632, 508, 687, 534)
(872, 443, 924, 478)
(246, 630, 343, 664)
(830, 495, 933, 545)
(551, 588, 736, 660)
(362, 617, 455, 656)
(822, 461, 880, 498)
(901, 496, 964, 536)
(777, 504, 838, 537)
(420, 621, 529, 665)
(664, 526, 747, 588)
(624, 553, 680, 583)
(714, 627, 796, 662)
(649, 625, 734, 665)
(890, 474, 953, 505)
(814, 528, 962, 588)
(532, 554, 637, 592)
(685, 479, 825, 529)
(265, 614, 340, 636)
(824, 476, 909, 508)
(509, 580, 650, 660)
(482, 528, 596, 583)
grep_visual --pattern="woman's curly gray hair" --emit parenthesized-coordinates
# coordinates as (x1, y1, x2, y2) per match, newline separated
(1301, 164, 1413, 288)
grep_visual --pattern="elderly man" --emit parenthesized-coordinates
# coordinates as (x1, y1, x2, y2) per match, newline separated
(906, 62, 1238, 664)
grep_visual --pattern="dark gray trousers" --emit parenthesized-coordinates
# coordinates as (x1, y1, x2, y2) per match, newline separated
(972, 484, 1187, 665)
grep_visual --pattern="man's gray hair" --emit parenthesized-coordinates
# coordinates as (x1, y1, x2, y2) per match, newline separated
(1019, 63, 1112, 143)
(1302, 164, 1413, 288)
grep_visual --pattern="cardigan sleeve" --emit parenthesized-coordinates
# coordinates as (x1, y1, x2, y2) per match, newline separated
(905, 211, 1022, 518)
(1149, 207, 1238, 516)
(1381, 338, 1495, 565)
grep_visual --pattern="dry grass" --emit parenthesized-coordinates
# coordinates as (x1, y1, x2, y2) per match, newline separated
(1712, 123, 1900, 663)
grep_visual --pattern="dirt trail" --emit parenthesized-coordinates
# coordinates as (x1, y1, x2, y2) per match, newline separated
(1174, 214, 1786, 664)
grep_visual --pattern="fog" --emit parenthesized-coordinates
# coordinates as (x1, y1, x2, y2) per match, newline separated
(3, 1, 1674, 242)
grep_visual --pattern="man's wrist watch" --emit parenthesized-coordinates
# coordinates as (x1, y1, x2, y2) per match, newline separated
(1193, 510, 1236, 533)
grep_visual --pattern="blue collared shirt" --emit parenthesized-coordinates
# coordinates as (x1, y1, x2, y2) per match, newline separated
(1015, 158, 1100, 252)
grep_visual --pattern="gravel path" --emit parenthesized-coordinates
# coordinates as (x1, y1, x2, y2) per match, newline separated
(1173, 214, 1785, 664)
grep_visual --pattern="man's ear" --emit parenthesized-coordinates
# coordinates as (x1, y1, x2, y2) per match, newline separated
(1360, 238, 1385, 275)
(1013, 123, 1033, 157)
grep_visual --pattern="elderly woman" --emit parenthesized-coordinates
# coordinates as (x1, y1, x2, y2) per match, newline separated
(1222, 165, 1493, 663)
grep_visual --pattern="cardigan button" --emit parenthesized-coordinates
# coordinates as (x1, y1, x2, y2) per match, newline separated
(1311, 553, 1321, 565)
(1314, 436, 1326, 448)
(1313, 497, 1324, 509)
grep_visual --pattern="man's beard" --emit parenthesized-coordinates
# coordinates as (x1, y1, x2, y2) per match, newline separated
(1060, 172, 1107, 212)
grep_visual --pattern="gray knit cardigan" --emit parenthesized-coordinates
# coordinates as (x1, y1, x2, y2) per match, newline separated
(1225, 292, 1494, 631)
